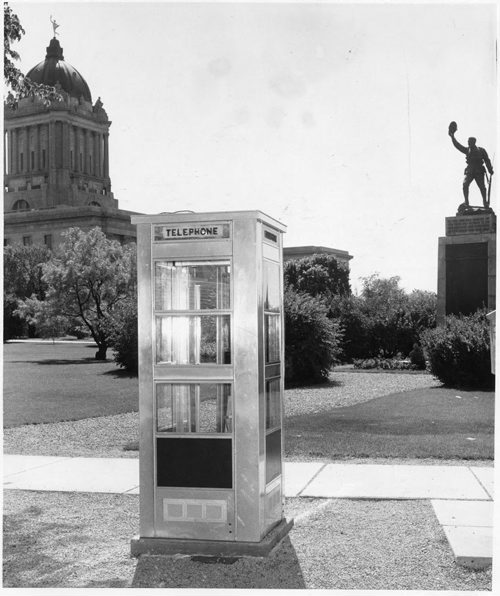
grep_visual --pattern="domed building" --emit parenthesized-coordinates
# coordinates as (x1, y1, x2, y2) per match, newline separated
(4, 35, 138, 248)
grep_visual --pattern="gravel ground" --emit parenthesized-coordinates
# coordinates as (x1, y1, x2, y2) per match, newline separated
(4, 371, 442, 459)
(285, 371, 442, 415)
(3, 490, 491, 590)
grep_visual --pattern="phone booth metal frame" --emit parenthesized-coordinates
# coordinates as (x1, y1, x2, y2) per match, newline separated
(131, 210, 292, 557)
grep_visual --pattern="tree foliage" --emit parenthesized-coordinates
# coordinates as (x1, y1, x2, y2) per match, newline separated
(16, 228, 136, 359)
(4, 3, 60, 105)
(284, 253, 351, 298)
(284, 288, 342, 386)
(330, 275, 437, 361)
(3, 244, 52, 339)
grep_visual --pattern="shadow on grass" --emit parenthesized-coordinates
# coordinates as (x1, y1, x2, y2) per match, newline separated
(131, 536, 306, 589)
(3, 508, 89, 587)
(101, 368, 138, 379)
(8, 358, 110, 366)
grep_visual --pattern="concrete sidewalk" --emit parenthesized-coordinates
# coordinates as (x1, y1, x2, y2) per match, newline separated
(3, 455, 494, 568)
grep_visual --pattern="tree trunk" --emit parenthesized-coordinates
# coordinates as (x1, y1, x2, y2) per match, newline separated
(95, 344, 107, 360)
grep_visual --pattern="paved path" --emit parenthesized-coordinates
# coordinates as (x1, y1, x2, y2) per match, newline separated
(3, 455, 494, 569)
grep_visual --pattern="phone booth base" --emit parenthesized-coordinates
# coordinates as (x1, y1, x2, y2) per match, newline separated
(130, 210, 291, 558)
(131, 518, 293, 558)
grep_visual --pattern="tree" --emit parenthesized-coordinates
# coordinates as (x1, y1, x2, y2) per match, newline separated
(4, 3, 60, 105)
(330, 275, 437, 361)
(3, 244, 52, 339)
(284, 254, 351, 299)
(16, 228, 136, 359)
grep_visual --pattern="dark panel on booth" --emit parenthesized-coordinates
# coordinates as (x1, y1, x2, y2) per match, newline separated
(266, 429, 282, 484)
(445, 243, 488, 316)
(156, 438, 232, 488)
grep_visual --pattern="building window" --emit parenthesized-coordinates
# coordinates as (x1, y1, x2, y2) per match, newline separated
(42, 149, 46, 169)
(23, 236, 32, 246)
(31, 151, 35, 170)
(89, 155, 92, 174)
(44, 234, 52, 250)
(4, 238, 10, 246)
(20, 152, 24, 171)
(12, 200, 30, 211)
(70, 150, 74, 169)
(80, 153, 83, 170)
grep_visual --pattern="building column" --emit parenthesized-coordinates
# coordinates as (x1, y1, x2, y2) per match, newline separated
(12, 128, 19, 174)
(62, 122, 70, 169)
(33, 124, 39, 171)
(93, 132, 99, 176)
(3, 130, 7, 175)
(104, 132, 109, 178)
(98, 133, 103, 177)
(86, 129, 91, 174)
(12, 128, 18, 174)
(27, 125, 32, 172)
(48, 121, 56, 171)
(20, 126, 27, 173)
(75, 126, 81, 172)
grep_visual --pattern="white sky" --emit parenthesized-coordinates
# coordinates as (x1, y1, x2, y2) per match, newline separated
(8, 1, 498, 293)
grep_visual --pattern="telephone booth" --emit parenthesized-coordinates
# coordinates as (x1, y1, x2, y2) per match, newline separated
(130, 211, 292, 557)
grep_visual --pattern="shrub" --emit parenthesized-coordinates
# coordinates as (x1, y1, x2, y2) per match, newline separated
(353, 357, 415, 371)
(284, 288, 342, 386)
(108, 297, 138, 373)
(409, 343, 426, 370)
(421, 310, 493, 389)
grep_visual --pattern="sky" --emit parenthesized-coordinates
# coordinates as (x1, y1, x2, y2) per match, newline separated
(8, 0, 498, 293)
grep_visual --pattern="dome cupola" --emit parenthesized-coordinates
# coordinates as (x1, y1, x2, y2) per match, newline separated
(26, 38, 92, 102)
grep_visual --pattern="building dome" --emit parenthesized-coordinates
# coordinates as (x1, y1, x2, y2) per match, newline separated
(26, 38, 92, 102)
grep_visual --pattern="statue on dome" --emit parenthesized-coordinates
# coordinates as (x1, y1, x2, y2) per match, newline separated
(50, 16, 60, 37)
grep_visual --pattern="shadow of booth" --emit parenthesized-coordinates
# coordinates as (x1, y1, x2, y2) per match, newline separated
(131, 536, 306, 589)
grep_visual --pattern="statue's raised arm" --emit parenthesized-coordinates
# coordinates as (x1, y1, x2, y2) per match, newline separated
(448, 121, 467, 154)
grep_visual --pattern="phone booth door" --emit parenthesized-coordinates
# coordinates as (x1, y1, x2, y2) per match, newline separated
(153, 259, 235, 541)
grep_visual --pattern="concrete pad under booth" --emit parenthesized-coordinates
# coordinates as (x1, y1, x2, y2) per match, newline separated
(470, 467, 494, 499)
(441, 525, 493, 569)
(4, 456, 139, 494)
(431, 500, 494, 527)
(283, 462, 325, 497)
(300, 464, 491, 500)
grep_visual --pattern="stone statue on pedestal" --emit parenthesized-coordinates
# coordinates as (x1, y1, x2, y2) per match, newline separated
(448, 121, 494, 214)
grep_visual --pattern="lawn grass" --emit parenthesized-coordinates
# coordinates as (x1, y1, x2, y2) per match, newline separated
(3, 342, 138, 427)
(285, 385, 494, 460)
(3, 342, 494, 461)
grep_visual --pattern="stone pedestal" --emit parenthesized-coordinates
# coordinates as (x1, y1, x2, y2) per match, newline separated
(437, 213, 496, 324)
